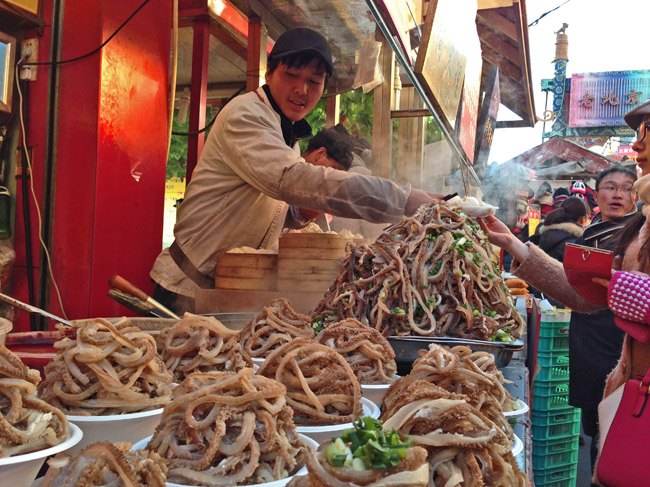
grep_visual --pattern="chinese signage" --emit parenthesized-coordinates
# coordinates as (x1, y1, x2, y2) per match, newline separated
(415, 0, 477, 129)
(457, 29, 483, 163)
(569, 70, 650, 127)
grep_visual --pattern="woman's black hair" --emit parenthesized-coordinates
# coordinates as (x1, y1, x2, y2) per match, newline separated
(306, 128, 354, 170)
(616, 211, 650, 270)
(543, 196, 588, 225)
(267, 51, 332, 78)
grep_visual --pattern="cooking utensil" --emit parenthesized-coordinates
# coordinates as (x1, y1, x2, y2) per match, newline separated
(0, 291, 71, 326)
(108, 275, 180, 319)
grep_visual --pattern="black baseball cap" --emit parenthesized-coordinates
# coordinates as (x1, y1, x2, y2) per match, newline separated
(269, 28, 334, 75)
(624, 99, 650, 130)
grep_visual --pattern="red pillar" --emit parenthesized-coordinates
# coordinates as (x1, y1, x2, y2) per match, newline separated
(186, 17, 209, 183)
(12, 0, 172, 328)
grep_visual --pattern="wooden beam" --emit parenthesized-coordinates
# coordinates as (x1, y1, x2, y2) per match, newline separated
(325, 95, 341, 127)
(177, 81, 246, 92)
(496, 119, 531, 129)
(478, 27, 520, 65)
(209, 21, 247, 61)
(390, 109, 431, 118)
(477, 0, 514, 9)
(372, 37, 395, 179)
(246, 15, 267, 91)
(477, 10, 518, 41)
(234, 0, 287, 40)
(187, 18, 210, 183)
(480, 44, 521, 80)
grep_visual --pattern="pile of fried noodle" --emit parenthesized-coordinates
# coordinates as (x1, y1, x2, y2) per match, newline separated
(317, 318, 397, 384)
(381, 379, 526, 486)
(161, 313, 250, 382)
(314, 204, 524, 339)
(148, 369, 305, 485)
(384, 344, 514, 438)
(0, 343, 68, 457)
(42, 441, 167, 487)
(240, 299, 314, 359)
(39, 318, 173, 415)
(258, 338, 361, 425)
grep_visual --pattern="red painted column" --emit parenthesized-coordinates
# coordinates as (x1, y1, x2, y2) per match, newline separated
(14, 0, 171, 325)
(186, 17, 209, 183)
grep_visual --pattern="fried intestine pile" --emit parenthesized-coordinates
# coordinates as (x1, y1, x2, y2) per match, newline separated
(148, 369, 305, 486)
(0, 343, 68, 457)
(381, 380, 525, 486)
(240, 299, 314, 359)
(385, 344, 514, 436)
(39, 318, 173, 415)
(161, 313, 250, 382)
(41, 442, 167, 487)
(317, 319, 396, 384)
(314, 204, 524, 339)
(258, 338, 361, 425)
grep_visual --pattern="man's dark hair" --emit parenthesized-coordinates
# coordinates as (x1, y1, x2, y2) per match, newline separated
(267, 51, 332, 78)
(595, 164, 637, 189)
(306, 128, 353, 170)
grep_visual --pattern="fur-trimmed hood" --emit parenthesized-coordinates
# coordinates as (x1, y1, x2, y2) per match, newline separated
(537, 222, 584, 238)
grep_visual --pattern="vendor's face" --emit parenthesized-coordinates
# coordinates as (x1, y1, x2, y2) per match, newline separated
(304, 147, 345, 170)
(595, 172, 637, 221)
(266, 60, 326, 122)
(632, 116, 650, 176)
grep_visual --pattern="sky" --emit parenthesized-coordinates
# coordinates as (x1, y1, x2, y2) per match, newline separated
(489, 0, 650, 163)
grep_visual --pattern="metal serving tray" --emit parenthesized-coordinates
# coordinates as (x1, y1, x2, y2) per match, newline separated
(388, 336, 525, 369)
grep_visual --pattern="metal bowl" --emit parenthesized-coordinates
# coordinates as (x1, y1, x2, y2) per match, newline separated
(388, 336, 524, 370)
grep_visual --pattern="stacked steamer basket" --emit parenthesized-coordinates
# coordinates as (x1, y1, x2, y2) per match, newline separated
(277, 232, 348, 294)
(215, 249, 278, 291)
(532, 308, 581, 487)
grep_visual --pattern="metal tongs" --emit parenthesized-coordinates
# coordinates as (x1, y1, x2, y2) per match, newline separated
(0, 291, 72, 326)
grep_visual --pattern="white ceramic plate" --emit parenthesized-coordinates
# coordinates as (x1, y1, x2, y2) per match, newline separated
(360, 375, 399, 406)
(512, 434, 523, 457)
(503, 399, 529, 418)
(132, 434, 318, 487)
(1, 423, 82, 487)
(296, 397, 380, 435)
(67, 408, 164, 452)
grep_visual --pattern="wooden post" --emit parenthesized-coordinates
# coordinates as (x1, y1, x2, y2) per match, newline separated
(371, 37, 395, 179)
(325, 95, 340, 127)
(395, 87, 425, 187)
(246, 15, 267, 91)
(187, 17, 210, 183)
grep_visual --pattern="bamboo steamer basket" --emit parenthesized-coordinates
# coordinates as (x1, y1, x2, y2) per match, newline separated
(215, 249, 278, 291)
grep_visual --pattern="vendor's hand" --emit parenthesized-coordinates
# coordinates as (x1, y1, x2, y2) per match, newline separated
(405, 190, 441, 215)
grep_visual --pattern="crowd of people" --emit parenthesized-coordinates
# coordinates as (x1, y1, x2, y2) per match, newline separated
(481, 98, 650, 486)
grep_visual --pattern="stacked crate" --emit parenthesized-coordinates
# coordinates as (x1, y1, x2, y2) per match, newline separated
(532, 308, 581, 487)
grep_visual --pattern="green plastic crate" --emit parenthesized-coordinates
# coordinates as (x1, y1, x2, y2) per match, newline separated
(532, 382, 569, 411)
(532, 414, 581, 441)
(538, 353, 570, 368)
(533, 446, 580, 471)
(539, 323, 570, 338)
(536, 363, 570, 382)
(532, 407, 580, 427)
(534, 464, 578, 486)
(538, 334, 569, 353)
(533, 435, 580, 457)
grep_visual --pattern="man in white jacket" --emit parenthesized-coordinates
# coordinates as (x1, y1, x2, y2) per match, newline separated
(150, 28, 439, 312)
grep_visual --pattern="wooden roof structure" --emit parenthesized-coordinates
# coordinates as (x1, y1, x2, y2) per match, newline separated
(477, 0, 536, 127)
(504, 137, 613, 179)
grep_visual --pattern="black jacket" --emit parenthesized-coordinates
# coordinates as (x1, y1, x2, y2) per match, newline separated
(535, 222, 584, 262)
(568, 213, 636, 410)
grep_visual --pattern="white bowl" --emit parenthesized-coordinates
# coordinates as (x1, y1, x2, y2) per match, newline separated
(296, 397, 380, 445)
(67, 408, 163, 453)
(503, 399, 529, 418)
(132, 433, 318, 487)
(360, 375, 399, 406)
(0, 423, 82, 487)
(512, 433, 523, 457)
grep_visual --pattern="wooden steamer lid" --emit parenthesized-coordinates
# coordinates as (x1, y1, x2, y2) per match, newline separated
(215, 249, 278, 291)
